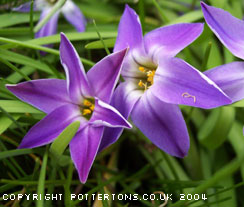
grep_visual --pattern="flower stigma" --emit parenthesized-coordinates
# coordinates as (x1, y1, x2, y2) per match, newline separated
(137, 66, 156, 91)
(80, 98, 95, 120)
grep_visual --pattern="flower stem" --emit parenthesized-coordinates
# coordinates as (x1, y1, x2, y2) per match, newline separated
(34, 0, 66, 33)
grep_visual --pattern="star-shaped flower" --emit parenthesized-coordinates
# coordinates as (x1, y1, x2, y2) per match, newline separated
(6, 33, 131, 183)
(99, 5, 232, 158)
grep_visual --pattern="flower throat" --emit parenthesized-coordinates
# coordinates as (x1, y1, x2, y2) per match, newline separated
(80, 98, 95, 120)
(137, 66, 156, 90)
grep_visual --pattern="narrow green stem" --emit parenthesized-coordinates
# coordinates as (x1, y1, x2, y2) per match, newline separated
(0, 106, 26, 134)
(34, 0, 66, 33)
(36, 147, 48, 207)
(30, 0, 34, 39)
(64, 162, 74, 207)
(0, 57, 31, 81)
(201, 42, 212, 71)
(93, 20, 110, 55)
(151, 0, 169, 23)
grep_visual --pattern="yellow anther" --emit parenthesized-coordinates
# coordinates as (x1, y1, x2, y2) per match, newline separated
(89, 104, 95, 111)
(82, 109, 92, 116)
(146, 70, 155, 84)
(139, 66, 145, 72)
(83, 99, 92, 107)
(138, 80, 144, 88)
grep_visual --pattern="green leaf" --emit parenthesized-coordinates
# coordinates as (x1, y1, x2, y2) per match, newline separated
(6, 66, 35, 83)
(26, 31, 117, 45)
(0, 13, 39, 28)
(0, 148, 33, 160)
(166, 10, 203, 25)
(229, 99, 244, 107)
(0, 100, 43, 114)
(0, 49, 53, 74)
(50, 121, 80, 160)
(0, 114, 20, 134)
(85, 38, 116, 49)
(36, 147, 48, 207)
(198, 107, 235, 149)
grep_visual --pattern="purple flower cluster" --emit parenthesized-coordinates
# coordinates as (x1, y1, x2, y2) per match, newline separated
(7, 1, 244, 183)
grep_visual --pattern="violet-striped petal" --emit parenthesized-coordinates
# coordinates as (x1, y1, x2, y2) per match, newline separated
(114, 4, 143, 52)
(204, 61, 244, 102)
(18, 104, 80, 149)
(90, 99, 132, 128)
(35, 8, 59, 39)
(152, 57, 231, 109)
(144, 23, 204, 58)
(201, 2, 244, 59)
(131, 90, 189, 158)
(60, 33, 91, 103)
(99, 81, 142, 152)
(69, 125, 104, 183)
(6, 79, 70, 113)
(87, 48, 127, 103)
(62, 0, 86, 32)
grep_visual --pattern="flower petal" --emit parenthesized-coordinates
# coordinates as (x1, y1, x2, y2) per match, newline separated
(201, 2, 244, 59)
(144, 23, 203, 58)
(13, 2, 38, 12)
(152, 57, 231, 109)
(62, 0, 86, 32)
(35, 9, 59, 39)
(18, 104, 81, 149)
(60, 33, 91, 103)
(90, 98, 132, 129)
(99, 81, 142, 152)
(114, 4, 143, 52)
(69, 125, 104, 183)
(87, 48, 127, 103)
(204, 61, 244, 102)
(131, 90, 189, 157)
(6, 79, 70, 113)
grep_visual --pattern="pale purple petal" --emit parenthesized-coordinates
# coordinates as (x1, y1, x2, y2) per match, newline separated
(6, 79, 70, 113)
(99, 81, 142, 152)
(90, 99, 132, 128)
(152, 57, 231, 109)
(70, 125, 104, 183)
(201, 2, 244, 59)
(114, 4, 143, 52)
(12, 2, 38, 12)
(18, 104, 80, 149)
(131, 90, 189, 158)
(204, 61, 244, 102)
(144, 23, 204, 57)
(60, 33, 92, 103)
(87, 48, 127, 103)
(62, 1, 86, 32)
(35, 8, 59, 39)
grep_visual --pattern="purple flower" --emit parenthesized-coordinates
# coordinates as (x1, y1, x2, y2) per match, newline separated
(6, 33, 131, 183)
(99, 5, 232, 158)
(14, 0, 86, 38)
(201, 2, 244, 103)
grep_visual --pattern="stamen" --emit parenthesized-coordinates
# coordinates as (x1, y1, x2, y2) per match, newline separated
(89, 104, 95, 111)
(80, 98, 95, 119)
(139, 66, 145, 72)
(82, 109, 92, 116)
(83, 99, 92, 107)
(182, 92, 196, 103)
(138, 80, 144, 88)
